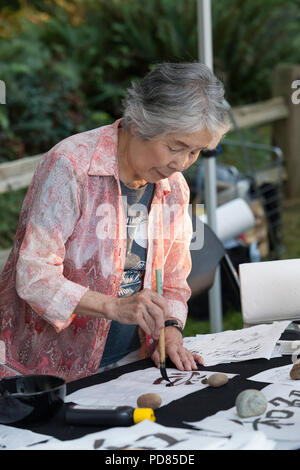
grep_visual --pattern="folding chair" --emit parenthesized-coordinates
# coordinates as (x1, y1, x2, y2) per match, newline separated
(187, 218, 300, 344)
(187, 216, 241, 317)
(239, 259, 300, 332)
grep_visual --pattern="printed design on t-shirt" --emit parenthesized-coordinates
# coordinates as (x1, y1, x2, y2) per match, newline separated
(118, 266, 146, 298)
(119, 182, 154, 298)
(126, 204, 149, 253)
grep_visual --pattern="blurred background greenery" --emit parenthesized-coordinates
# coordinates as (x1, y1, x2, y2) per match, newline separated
(1, 0, 300, 335)
(1, 0, 300, 161)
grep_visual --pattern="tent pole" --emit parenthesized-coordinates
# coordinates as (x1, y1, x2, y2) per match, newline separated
(197, 0, 223, 332)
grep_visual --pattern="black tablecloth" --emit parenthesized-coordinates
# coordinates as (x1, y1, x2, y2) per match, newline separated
(11, 328, 300, 444)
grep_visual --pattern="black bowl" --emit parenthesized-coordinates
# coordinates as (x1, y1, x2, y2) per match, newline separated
(0, 374, 66, 425)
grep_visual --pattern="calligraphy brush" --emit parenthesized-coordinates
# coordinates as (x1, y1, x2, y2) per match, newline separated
(156, 269, 170, 383)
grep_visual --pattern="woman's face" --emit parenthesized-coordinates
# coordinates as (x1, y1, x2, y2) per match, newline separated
(121, 127, 223, 185)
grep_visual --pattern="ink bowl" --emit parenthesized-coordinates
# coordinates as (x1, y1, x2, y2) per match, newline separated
(0, 374, 66, 425)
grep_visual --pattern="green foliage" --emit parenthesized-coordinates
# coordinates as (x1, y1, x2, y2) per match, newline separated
(184, 310, 244, 336)
(0, 5, 113, 161)
(1, 0, 300, 161)
(0, 187, 27, 248)
(212, 0, 300, 104)
(281, 200, 300, 260)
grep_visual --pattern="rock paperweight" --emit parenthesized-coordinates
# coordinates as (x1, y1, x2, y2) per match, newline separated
(235, 389, 267, 418)
(137, 393, 162, 410)
(206, 373, 229, 388)
(290, 360, 300, 380)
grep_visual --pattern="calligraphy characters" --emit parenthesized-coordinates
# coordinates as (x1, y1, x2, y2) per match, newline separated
(153, 371, 207, 387)
(231, 389, 300, 436)
(95, 431, 188, 450)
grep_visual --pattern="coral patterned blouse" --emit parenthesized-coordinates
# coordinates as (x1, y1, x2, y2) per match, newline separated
(0, 119, 193, 382)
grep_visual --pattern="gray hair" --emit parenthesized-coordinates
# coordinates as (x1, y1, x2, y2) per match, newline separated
(122, 62, 230, 140)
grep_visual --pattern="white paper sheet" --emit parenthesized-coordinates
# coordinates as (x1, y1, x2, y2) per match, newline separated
(183, 321, 290, 366)
(66, 368, 236, 409)
(185, 383, 300, 447)
(276, 340, 300, 355)
(0, 424, 50, 450)
(274, 440, 300, 450)
(249, 364, 297, 385)
(270, 343, 283, 358)
(18, 419, 275, 451)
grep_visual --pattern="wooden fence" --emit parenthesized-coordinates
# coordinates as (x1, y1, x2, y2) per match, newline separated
(0, 63, 299, 272)
(0, 95, 290, 195)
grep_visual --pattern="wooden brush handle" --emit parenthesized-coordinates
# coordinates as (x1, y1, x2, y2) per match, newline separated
(156, 269, 165, 363)
(159, 328, 165, 363)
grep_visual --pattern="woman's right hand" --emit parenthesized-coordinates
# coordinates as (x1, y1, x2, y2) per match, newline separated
(104, 288, 170, 340)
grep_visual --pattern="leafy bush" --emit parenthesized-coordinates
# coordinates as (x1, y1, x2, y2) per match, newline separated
(0, 4, 113, 161)
(0, 0, 300, 162)
(0, 187, 27, 248)
(212, 0, 300, 103)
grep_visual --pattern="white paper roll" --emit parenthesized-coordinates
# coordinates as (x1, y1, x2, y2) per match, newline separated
(201, 198, 255, 242)
(240, 259, 300, 325)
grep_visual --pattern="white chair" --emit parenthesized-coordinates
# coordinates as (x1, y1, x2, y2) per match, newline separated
(239, 259, 300, 334)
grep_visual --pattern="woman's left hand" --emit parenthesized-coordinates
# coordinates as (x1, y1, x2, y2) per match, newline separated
(151, 326, 203, 371)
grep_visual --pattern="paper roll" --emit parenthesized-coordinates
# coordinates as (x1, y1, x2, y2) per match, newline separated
(201, 198, 255, 242)
(240, 259, 300, 325)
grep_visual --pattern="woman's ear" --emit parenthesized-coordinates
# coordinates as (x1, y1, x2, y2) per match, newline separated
(129, 123, 143, 138)
(129, 125, 136, 136)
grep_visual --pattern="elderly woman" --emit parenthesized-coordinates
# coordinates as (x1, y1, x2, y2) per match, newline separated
(0, 63, 229, 382)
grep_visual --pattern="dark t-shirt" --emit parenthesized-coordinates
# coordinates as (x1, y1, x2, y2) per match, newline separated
(99, 180, 155, 367)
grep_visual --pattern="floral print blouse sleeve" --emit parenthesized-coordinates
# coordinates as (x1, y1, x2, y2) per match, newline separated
(15, 151, 89, 333)
(162, 174, 193, 328)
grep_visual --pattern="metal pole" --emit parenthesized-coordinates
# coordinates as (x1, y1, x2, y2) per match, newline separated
(197, 0, 223, 332)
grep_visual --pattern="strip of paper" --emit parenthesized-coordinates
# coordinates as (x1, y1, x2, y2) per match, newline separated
(183, 321, 290, 366)
(67, 368, 236, 408)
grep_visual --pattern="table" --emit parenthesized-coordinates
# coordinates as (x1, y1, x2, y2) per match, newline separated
(10, 328, 300, 448)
